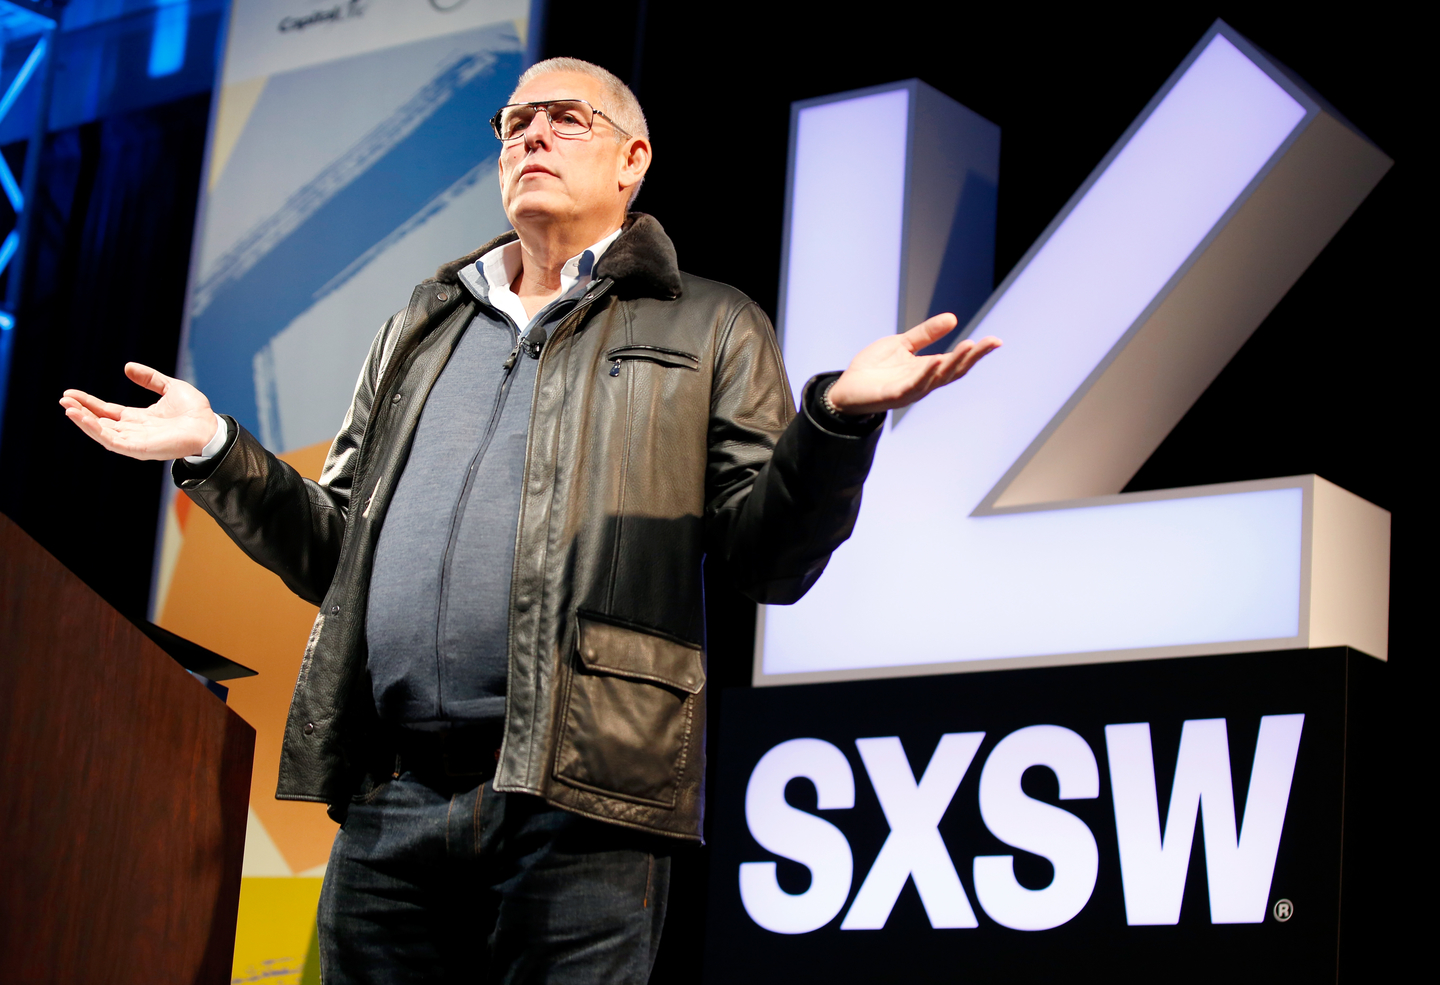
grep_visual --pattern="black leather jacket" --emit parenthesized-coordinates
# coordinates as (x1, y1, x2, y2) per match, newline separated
(177, 215, 881, 839)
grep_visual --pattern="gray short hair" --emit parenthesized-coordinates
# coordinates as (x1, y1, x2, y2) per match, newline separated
(512, 58, 649, 206)
(512, 57, 649, 142)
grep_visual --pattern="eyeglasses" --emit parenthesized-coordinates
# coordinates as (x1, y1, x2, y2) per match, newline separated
(490, 98, 631, 142)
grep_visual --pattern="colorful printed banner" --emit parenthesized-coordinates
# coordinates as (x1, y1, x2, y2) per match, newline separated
(150, 2, 528, 978)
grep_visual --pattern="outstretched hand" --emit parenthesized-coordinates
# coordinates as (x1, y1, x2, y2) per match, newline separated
(827, 313, 1001, 416)
(59, 363, 218, 461)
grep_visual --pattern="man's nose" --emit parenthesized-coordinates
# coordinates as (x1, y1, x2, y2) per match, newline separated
(523, 111, 554, 149)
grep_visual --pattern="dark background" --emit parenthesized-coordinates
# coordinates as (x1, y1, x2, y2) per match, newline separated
(0, 4, 1420, 981)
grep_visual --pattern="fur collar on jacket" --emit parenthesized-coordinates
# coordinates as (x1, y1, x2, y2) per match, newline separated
(432, 213, 683, 300)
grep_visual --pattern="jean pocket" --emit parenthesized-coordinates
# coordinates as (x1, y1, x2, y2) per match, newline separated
(350, 772, 393, 806)
(554, 614, 705, 808)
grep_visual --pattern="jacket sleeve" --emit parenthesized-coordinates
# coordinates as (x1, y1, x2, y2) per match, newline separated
(170, 311, 401, 605)
(703, 301, 882, 605)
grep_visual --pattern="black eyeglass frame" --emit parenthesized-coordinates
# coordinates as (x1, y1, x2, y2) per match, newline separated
(489, 98, 632, 142)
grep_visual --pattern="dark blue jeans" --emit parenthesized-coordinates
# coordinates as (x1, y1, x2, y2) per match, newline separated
(317, 771, 671, 984)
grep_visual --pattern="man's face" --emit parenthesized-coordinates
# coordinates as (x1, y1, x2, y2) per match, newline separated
(498, 71, 637, 230)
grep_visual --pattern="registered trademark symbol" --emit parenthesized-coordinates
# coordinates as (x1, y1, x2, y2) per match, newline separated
(1273, 899, 1294, 922)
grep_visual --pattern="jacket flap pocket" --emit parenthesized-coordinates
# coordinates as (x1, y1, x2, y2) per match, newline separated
(605, 345, 700, 371)
(577, 616, 704, 694)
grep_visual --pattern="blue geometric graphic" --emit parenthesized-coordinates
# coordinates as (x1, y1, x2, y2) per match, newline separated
(188, 27, 521, 439)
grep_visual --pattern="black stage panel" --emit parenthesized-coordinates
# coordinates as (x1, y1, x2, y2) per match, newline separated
(703, 647, 1384, 982)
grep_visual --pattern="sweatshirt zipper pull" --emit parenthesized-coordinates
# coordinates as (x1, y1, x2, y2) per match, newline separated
(503, 339, 521, 371)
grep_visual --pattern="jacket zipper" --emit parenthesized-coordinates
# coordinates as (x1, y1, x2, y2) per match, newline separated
(502, 279, 614, 781)
(436, 278, 602, 660)
(433, 320, 523, 715)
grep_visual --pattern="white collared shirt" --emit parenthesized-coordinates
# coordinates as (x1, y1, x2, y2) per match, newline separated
(461, 226, 623, 330)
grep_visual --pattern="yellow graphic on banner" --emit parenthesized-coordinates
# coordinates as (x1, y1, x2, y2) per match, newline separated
(209, 76, 269, 190)
(231, 877, 325, 985)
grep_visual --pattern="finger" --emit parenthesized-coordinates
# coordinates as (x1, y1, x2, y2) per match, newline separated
(933, 336, 1001, 385)
(954, 336, 1002, 375)
(898, 312, 959, 352)
(61, 388, 127, 421)
(902, 353, 953, 400)
(125, 362, 170, 395)
(916, 340, 973, 385)
(63, 404, 117, 448)
(65, 406, 164, 458)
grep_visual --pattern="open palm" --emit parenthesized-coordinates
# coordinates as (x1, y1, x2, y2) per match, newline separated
(828, 313, 1002, 416)
(59, 363, 218, 461)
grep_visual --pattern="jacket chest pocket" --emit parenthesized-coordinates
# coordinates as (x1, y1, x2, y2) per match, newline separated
(605, 344, 700, 377)
(554, 614, 705, 808)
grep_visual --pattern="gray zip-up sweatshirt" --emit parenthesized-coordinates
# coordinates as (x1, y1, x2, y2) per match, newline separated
(364, 260, 589, 726)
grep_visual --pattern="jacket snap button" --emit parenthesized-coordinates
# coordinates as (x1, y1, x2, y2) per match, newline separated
(391, 392, 402, 404)
(437, 292, 447, 301)
(331, 604, 341, 614)
(515, 595, 532, 612)
(303, 722, 316, 735)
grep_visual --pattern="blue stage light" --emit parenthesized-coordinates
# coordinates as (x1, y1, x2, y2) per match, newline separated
(147, 0, 189, 79)
(0, 231, 18, 280)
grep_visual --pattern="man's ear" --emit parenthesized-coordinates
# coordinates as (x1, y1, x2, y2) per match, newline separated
(618, 136, 651, 195)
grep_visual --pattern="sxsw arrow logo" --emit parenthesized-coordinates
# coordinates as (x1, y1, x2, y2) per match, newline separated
(761, 20, 1392, 682)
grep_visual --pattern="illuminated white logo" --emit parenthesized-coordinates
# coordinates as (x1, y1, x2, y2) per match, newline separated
(740, 738, 856, 934)
(739, 716, 1304, 933)
(973, 725, 1100, 931)
(1105, 715, 1305, 924)
(760, 22, 1392, 684)
(841, 733, 984, 929)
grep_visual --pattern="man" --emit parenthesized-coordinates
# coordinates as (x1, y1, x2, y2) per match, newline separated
(61, 58, 999, 983)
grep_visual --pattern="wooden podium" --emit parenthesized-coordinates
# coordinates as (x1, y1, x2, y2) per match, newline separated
(0, 512, 255, 984)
